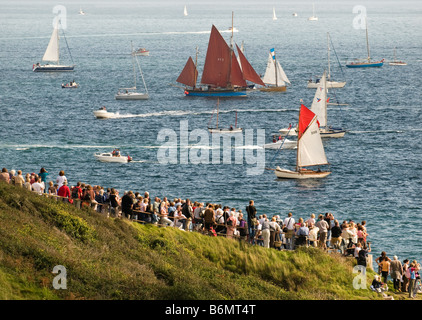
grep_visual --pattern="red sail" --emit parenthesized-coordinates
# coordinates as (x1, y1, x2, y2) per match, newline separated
(236, 44, 265, 86)
(200, 25, 232, 87)
(230, 52, 247, 87)
(298, 104, 316, 140)
(176, 56, 198, 88)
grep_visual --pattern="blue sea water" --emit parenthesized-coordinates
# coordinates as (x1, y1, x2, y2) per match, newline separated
(0, 0, 421, 262)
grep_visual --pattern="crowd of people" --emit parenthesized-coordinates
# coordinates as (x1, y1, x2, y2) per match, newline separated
(1, 166, 421, 298)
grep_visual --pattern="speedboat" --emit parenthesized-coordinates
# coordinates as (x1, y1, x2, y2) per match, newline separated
(264, 138, 297, 150)
(61, 81, 79, 88)
(93, 107, 117, 119)
(94, 152, 132, 163)
(133, 48, 149, 56)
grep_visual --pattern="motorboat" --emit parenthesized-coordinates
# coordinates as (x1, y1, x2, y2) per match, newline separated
(61, 81, 78, 88)
(264, 138, 297, 150)
(93, 107, 117, 119)
(94, 152, 132, 163)
(133, 48, 149, 56)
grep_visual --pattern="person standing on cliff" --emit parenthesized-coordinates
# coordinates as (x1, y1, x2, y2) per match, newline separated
(246, 200, 257, 243)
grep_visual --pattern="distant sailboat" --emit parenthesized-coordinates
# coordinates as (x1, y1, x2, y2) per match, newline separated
(292, 12, 298, 17)
(208, 99, 242, 134)
(274, 104, 331, 179)
(272, 7, 277, 20)
(184, 5, 188, 16)
(309, 71, 346, 138)
(308, 3, 318, 21)
(32, 19, 75, 72)
(308, 32, 346, 88)
(346, 17, 384, 68)
(389, 47, 407, 66)
(79, 8, 86, 15)
(176, 14, 265, 97)
(260, 48, 290, 92)
(115, 42, 149, 100)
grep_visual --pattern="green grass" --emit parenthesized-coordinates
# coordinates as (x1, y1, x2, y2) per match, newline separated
(0, 182, 385, 300)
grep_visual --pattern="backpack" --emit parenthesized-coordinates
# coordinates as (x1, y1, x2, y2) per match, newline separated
(71, 187, 80, 199)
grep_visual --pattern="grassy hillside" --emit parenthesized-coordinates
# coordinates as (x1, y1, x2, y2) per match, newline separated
(0, 182, 382, 300)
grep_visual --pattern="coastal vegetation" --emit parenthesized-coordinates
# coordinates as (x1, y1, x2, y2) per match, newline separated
(0, 182, 385, 300)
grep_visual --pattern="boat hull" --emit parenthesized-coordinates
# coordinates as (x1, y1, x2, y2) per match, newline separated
(33, 65, 75, 72)
(389, 62, 407, 66)
(259, 86, 287, 92)
(264, 139, 297, 150)
(93, 110, 117, 119)
(208, 128, 243, 134)
(275, 167, 331, 179)
(185, 88, 247, 97)
(94, 153, 131, 163)
(62, 84, 78, 88)
(346, 61, 384, 68)
(115, 93, 149, 100)
(307, 81, 346, 89)
(320, 128, 346, 138)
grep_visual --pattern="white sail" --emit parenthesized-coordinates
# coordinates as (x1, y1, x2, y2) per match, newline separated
(261, 52, 290, 86)
(42, 21, 59, 63)
(184, 5, 188, 16)
(310, 71, 327, 127)
(273, 7, 277, 20)
(298, 116, 328, 167)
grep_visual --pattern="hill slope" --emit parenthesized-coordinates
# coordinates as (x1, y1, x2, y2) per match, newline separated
(0, 182, 380, 300)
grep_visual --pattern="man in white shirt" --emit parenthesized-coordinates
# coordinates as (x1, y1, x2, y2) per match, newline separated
(31, 177, 45, 195)
(283, 212, 295, 250)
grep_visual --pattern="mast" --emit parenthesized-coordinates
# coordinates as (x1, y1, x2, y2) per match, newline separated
(194, 46, 198, 89)
(228, 11, 234, 88)
(274, 49, 278, 87)
(131, 42, 137, 89)
(216, 99, 219, 129)
(295, 102, 301, 172)
(365, 17, 371, 62)
(327, 33, 331, 81)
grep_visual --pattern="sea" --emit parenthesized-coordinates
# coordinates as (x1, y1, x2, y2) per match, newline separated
(0, 0, 421, 264)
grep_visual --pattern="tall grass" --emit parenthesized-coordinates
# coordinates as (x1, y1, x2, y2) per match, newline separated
(0, 182, 381, 300)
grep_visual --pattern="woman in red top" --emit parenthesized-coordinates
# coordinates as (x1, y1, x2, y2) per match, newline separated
(57, 181, 72, 203)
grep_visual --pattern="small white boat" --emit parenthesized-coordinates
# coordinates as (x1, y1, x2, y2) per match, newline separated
(94, 152, 132, 163)
(61, 81, 78, 88)
(208, 99, 243, 134)
(292, 13, 298, 17)
(274, 104, 331, 179)
(79, 8, 86, 15)
(133, 48, 149, 56)
(307, 79, 346, 89)
(272, 7, 277, 20)
(220, 26, 239, 33)
(184, 5, 188, 16)
(93, 107, 117, 119)
(264, 138, 297, 150)
(116, 42, 149, 100)
(308, 3, 318, 21)
(389, 47, 407, 66)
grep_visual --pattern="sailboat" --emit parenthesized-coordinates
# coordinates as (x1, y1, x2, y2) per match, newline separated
(260, 48, 290, 92)
(184, 5, 188, 16)
(208, 99, 242, 134)
(389, 47, 407, 66)
(177, 16, 265, 97)
(115, 42, 149, 100)
(308, 3, 318, 21)
(309, 71, 345, 138)
(346, 17, 384, 68)
(274, 104, 331, 179)
(79, 8, 86, 15)
(32, 19, 75, 72)
(272, 7, 277, 20)
(308, 32, 346, 88)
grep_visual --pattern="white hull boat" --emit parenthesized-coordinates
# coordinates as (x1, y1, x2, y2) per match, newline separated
(275, 167, 331, 179)
(264, 139, 297, 150)
(274, 104, 331, 180)
(308, 3, 318, 20)
(307, 80, 346, 89)
(33, 19, 75, 72)
(93, 109, 117, 119)
(388, 47, 407, 66)
(115, 92, 149, 100)
(116, 42, 149, 100)
(94, 152, 132, 163)
(208, 127, 243, 134)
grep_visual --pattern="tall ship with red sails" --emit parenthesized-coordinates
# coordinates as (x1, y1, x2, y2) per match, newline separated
(176, 24, 265, 97)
